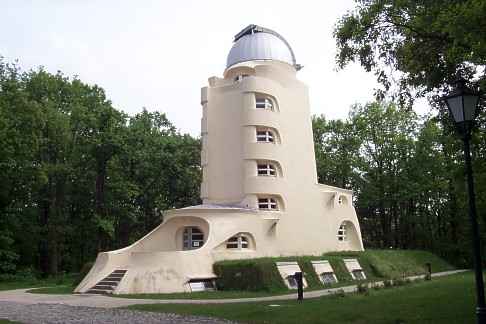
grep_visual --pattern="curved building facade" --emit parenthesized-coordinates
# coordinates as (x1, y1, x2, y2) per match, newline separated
(75, 24, 364, 294)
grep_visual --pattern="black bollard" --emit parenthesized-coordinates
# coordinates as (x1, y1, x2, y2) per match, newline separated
(294, 271, 303, 301)
(425, 263, 432, 281)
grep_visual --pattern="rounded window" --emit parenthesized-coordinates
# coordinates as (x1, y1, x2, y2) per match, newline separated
(183, 227, 204, 250)
(226, 233, 250, 250)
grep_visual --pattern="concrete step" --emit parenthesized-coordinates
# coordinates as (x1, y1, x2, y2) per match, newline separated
(112, 270, 127, 274)
(97, 280, 119, 286)
(87, 269, 127, 295)
(105, 274, 124, 279)
(93, 285, 114, 290)
(86, 289, 111, 294)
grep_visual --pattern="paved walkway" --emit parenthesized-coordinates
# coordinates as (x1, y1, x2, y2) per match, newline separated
(0, 269, 466, 308)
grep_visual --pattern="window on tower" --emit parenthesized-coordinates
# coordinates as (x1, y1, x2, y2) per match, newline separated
(256, 129, 274, 143)
(258, 197, 278, 210)
(257, 163, 276, 176)
(255, 96, 275, 110)
(337, 223, 347, 242)
(234, 74, 249, 82)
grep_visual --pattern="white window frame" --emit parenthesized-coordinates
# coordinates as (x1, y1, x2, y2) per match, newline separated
(183, 227, 204, 250)
(257, 163, 276, 176)
(258, 197, 278, 210)
(337, 223, 347, 242)
(226, 234, 250, 250)
(255, 96, 274, 110)
(256, 129, 275, 143)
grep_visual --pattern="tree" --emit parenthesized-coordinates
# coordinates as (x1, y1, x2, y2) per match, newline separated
(334, 0, 486, 103)
(312, 115, 360, 189)
(0, 57, 203, 276)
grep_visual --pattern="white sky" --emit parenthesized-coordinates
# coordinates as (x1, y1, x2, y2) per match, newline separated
(1, 0, 430, 136)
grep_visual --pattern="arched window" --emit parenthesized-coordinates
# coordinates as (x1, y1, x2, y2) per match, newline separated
(226, 234, 250, 250)
(258, 197, 278, 210)
(256, 128, 274, 143)
(255, 95, 275, 110)
(183, 227, 204, 250)
(257, 163, 276, 176)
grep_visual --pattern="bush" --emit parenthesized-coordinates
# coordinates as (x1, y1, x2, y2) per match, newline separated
(357, 282, 369, 295)
(213, 259, 286, 292)
(383, 279, 392, 288)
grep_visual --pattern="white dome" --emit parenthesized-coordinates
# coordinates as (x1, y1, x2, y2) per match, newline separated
(226, 25, 299, 70)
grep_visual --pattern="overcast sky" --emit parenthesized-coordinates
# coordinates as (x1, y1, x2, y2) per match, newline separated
(1, 1, 430, 136)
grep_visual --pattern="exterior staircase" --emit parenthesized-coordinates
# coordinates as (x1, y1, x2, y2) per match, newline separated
(86, 269, 127, 294)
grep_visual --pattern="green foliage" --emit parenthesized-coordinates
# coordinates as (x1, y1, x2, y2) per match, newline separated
(356, 282, 369, 295)
(0, 57, 201, 276)
(313, 100, 482, 267)
(213, 259, 286, 292)
(334, 0, 486, 103)
(361, 250, 453, 278)
(213, 250, 450, 292)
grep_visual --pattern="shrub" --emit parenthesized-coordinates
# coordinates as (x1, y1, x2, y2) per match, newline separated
(213, 259, 286, 292)
(357, 282, 369, 295)
(383, 279, 392, 288)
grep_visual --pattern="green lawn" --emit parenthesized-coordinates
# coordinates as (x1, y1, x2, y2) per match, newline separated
(0, 319, 22, 324)
(0, 274, 75, 293)
(26, 285, 74, 294)
(127, 272, 477, 324)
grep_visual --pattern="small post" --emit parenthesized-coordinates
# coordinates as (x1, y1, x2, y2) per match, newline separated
(425, 263, 432, 281)
(294, 271, 303, 301)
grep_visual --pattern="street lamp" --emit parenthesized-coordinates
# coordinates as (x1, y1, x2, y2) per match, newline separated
(443, 77, 485, 324)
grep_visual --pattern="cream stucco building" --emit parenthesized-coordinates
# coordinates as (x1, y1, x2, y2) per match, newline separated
(75, 24, 364, 295)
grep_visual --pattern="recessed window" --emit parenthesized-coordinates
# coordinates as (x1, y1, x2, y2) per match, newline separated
(226, 234, 250, 250)
(256, 129, 274, 143)
(338, 196, 343, 205)
(257, 163, 276, 176)
(234, 74, 249, 82)
(258, 197, 278, 210)
(337, 223, 347, 241)
(188, 279, 215, 292)
(287, 276, 298, 289)
(320, 272, 337, 285)
(183, 227, 204, 250)
(352, 270, 366, 280)
(256, 96, 274, 110)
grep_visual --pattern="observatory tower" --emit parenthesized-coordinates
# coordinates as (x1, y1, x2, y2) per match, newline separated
(75, 25, 364, 294)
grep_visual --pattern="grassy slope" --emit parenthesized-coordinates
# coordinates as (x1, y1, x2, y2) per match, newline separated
(115, 249, 453, 299)
(10, 250, 454, 299)
(128, 271, 475, 324)
(214, 249, 453, 291)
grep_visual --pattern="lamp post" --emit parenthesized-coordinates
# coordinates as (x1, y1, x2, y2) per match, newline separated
(443, 77, 485, 324)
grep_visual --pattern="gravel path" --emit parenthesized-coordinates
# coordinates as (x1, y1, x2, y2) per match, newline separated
(0, 301, 237, 324)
